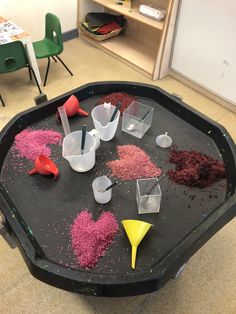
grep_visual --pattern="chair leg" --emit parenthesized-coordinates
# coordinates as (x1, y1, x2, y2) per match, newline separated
(43, 57, 51, 86)
(52, 56, 57, 62)
(55, 55, 73, 76)
(0, 94, 5, 107)
(29, 67, 42, 94)
(28, 67, 32, 80)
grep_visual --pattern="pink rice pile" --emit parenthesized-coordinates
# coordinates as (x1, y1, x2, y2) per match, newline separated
(106, 144, 162, 180)
(71, 210, 119, 269)
(13, 128, 62, 161)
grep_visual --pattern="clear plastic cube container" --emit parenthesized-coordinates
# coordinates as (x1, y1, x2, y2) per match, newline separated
(122, 101, 153, 138)
(136, 178, 162, 214)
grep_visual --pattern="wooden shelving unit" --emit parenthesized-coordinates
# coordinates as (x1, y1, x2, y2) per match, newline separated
(79, 33, 157, 76)
(92, 0, 165, 30)
(78, 0, 179, 80)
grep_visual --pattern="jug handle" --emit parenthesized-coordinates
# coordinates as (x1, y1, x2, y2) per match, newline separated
(89, 129, 100, 149)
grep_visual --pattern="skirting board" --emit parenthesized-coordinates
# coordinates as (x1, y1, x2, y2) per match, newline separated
(169, 70, 236, 114)
(62, 28, 79, 42)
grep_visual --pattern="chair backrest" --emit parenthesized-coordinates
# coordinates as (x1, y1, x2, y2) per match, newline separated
(0, 41, 28, 74)
(45, 13, 63, 54)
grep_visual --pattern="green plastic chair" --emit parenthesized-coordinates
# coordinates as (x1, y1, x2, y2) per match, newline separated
(0, 41, 42, 106)
(33, 13, 73, 86)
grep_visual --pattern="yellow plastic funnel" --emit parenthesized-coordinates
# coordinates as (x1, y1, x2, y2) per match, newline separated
(122, 219, 152, 269)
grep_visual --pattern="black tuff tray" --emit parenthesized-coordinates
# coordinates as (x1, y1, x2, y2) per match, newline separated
(0, 82, 236, 297)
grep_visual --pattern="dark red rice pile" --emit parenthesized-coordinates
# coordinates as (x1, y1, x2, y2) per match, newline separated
(168, 149, 227, 188)
(98, 92, 136, 113)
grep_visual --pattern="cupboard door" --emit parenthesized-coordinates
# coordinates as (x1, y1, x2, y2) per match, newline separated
(171, 0, 236, 104)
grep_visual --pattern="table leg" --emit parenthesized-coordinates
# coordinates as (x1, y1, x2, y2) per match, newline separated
(25, 41, 42, 86)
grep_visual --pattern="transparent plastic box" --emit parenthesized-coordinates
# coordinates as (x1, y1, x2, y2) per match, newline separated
(122, 101, 153, 138)
(136, 178, 162, 214)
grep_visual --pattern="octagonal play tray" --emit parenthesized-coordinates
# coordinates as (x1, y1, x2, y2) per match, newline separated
(0, 82, 236, 297)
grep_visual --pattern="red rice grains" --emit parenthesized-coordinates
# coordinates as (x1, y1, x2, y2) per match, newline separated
(98, 92, 136, 113)
(71, 210, 119, 269)
(168, 149, 227, 188)
(106, 144, 162, 180)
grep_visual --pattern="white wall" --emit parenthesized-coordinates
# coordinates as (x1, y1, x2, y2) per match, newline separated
(171, 0, 236, 105)
(1, 0, 77, 41)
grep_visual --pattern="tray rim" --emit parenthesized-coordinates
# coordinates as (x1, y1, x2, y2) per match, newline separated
(0, 81, 236, 297)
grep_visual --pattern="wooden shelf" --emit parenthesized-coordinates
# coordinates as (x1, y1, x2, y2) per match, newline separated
(92, 0, 164, 30)
(80, 33, 156, 76)
(78, 0, 179, 79)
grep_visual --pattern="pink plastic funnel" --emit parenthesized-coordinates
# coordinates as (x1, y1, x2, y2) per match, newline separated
(29, 155, 59, 180)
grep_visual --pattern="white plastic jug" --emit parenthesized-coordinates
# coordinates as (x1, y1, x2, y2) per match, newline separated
(91, 103, 120, 141)
(62, 129, 100, 172)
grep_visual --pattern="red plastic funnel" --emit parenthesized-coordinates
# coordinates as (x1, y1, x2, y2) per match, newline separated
(64, 95, 89, 117)
(29, 155, 59, 180)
